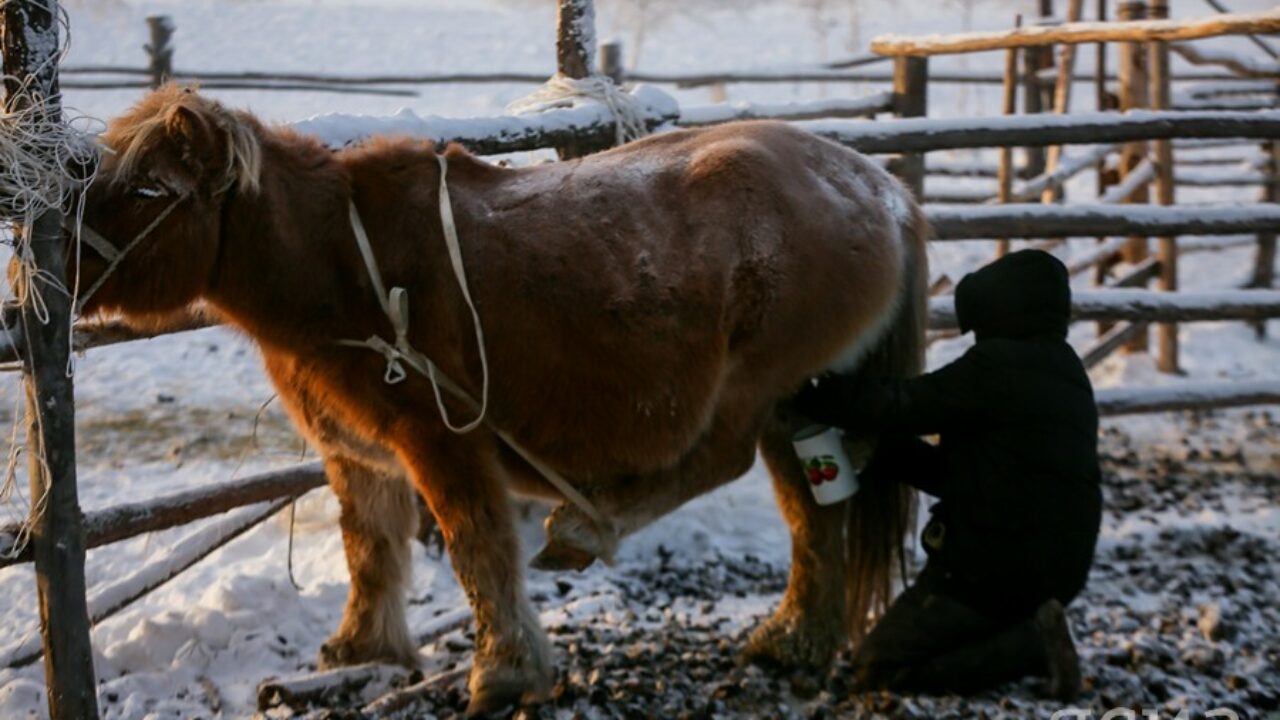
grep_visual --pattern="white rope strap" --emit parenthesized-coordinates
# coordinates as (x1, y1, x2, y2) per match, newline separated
(507, 73, 649, 147)
(339, 156, 615, 557)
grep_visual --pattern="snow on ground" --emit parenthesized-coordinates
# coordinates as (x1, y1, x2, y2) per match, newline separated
(1, 0, 1278, 718)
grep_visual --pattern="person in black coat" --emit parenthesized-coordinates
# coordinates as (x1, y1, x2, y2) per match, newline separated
(793, 249, 1102, 700)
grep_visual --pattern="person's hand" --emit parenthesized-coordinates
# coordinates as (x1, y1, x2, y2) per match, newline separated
(791, 373, 869, 428)
(844, 436, 878, 470)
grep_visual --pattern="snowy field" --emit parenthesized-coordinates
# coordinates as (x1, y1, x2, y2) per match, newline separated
(1, 0, 1278, 718)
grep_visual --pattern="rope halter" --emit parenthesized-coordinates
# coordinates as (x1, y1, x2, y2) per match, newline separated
(341, 154, 617, 561)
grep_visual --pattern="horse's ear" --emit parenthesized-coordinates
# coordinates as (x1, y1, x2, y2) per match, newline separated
(160, 104, 223, 194)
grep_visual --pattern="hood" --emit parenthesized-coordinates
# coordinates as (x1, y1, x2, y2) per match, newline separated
(955, 249, 1071, 340)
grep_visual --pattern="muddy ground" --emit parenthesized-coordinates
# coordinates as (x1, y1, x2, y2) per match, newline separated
(261, 410, 1280, 720)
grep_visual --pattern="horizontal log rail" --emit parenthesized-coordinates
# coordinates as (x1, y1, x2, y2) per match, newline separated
(1083, 322, 1149, 368)
(677, 93, 893, 126)
(2, 210, 1277, 364)
(0, 462, 325, 568)
(1095, 380, 1280, 416)
(871, 8, 1280, 57)
(928, 203, 1280, 240)
(929, 289, 1280, 329)
(803, 109, 1280, 154)
(289, 85, 680, 153)
(0, 499, 293, 669)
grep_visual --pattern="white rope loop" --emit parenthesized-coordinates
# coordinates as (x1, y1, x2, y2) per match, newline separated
(340, 155, 489, 434)
(507, 72, 649, 147)
(340, 156, 615, 556)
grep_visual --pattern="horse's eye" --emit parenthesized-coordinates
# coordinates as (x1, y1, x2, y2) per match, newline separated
(133, 185, 169, 199)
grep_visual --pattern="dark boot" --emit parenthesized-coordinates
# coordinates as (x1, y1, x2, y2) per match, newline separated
(1034, 599, 1081, 702)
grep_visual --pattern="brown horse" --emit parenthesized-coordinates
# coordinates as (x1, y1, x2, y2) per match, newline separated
(72, 86, 926, 715)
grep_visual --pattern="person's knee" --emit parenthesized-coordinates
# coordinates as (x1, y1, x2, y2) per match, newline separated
(850, 642, 902, 691)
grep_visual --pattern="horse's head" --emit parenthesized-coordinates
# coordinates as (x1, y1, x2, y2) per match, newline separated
(73, 86, 261, 319)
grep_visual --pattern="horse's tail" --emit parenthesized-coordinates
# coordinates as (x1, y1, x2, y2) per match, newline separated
(843, 198, 929, 643)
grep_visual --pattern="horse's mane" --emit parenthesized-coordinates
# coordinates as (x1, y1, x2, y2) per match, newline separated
(101, 84, 262, 194)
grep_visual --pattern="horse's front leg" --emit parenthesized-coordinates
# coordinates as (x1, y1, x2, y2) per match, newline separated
(263, 354, 422, 669)
(320, 454, 421, 669)
(392, 421, 554, 717)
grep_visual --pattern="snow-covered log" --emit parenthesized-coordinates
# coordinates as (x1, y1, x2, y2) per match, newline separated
(1082, 322, 1148, 368)
(927, 203, 1280, 240)
(929, 289, 1280, 328)
(288, 84, 679, 152)
(1095, 380, 1280, 415)
(257, 607, 472, 712)
(362, 667, 471, 718)
(871, 8, 1280, 57)
(0, 462, 326, 568)
(802, 109, 1280, 154)
(256, 663, 416, 715)
(678, 93, 893, 127)
(1176, 169, 1274, 187)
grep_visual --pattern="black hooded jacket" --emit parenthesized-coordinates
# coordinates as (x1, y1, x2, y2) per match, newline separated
(795, 250, 1102, 616)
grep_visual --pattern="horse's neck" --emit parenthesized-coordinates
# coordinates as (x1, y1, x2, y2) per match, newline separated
(206, 151, 376, 351)
(205, 141, 464, 366)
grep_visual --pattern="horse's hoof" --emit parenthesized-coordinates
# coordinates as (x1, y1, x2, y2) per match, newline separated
(529, 539, 597, 571)
(742, 613, 841, 672)
(318, 635, 418, 671)
(465, 662, 551, 718)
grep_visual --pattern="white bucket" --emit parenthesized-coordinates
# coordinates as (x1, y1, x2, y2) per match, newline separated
(792, 425, 860, 506)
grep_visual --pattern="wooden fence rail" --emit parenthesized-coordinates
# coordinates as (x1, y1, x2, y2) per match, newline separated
(0, 462, 326, 568)
(805, 109, 1280, 155)
(871, 7, 1280, 56)
(1095, 380, 1280, 415)
(930, 203, 1280, 240)
(928, 288, 1280, 329)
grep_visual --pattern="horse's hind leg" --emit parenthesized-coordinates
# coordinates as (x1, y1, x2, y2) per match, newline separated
(320, 455, 420, 669)
(742, 421, 849, 671)
(392, 423, 554, 717)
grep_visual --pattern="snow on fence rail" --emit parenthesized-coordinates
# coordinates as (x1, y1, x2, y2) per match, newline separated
(1094, 380, 1280, 416)
(928, 289, 1280, 329)
(870, 7, 1280, 57)
(802, 109, 1280, 154)
(289, 85, 680, 154)
(929, 203, 1280, 240)
(677, 94, 893, 127)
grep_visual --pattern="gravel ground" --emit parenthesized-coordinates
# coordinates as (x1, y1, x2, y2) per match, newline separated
(282, 411, 1280, 720)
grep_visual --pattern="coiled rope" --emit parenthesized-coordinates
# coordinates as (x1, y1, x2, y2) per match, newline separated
(507, 72, 649, 147)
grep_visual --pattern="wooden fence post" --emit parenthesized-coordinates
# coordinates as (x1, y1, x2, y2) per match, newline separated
(1021, 0, 1056, 179)
(145, 15, 173, 89)
(996, 18, 1021, 258)
(890, 56, 928, 200)
(1117, 0, 1150, 353)
(599, 39, 624, 85)
(1250, 139, 1278, 336)
(555, 0, 600, 159)
(2, 2, 99, 718)
(1149, 0, 1178, 372)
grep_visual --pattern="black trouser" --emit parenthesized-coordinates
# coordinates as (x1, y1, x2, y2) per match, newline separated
(851, 563, 1048, 694)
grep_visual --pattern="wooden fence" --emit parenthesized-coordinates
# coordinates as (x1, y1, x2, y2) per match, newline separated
(3, 0, 1280, 717)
